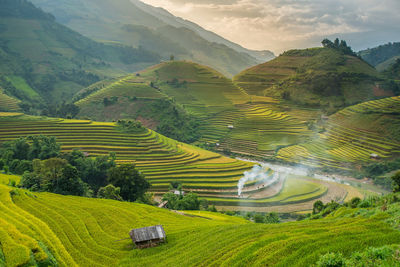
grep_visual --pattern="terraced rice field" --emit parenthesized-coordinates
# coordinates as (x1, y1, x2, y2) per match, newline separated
(0, 114, 254, 195)
(1, 179, 400, 266)
(0, 89, 20, 112)
(277, 96, 400, 169)
(0, 113, 363, 211)
(199, 103, 313, 157)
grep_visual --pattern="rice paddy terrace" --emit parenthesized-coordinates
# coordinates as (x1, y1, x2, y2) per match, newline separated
(0, 89, 20, 112)
(0, 113, 366, 212)
(75, 61, 318, 158)
(277, 96, 400, 169)
(1, 175, 400, 266)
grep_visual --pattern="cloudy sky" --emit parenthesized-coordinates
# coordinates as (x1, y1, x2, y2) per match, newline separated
(140, 0, 400, 54)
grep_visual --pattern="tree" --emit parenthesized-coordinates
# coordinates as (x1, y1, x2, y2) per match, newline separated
(107, 164, 150, 202)
(392, 171, 400, 192)
(254, 214, 265, 223)
(28, 135, 60, 160)
(0, 159, 4, 170)
(162, 192, 200, 210)
(313, 200, 324, 214)
(97, 184, 123, 201)
(264, 212, 280, 223)
(170, 54, 175, 61)
(53, 164, 88, 196)
(322, 39, 334, 48)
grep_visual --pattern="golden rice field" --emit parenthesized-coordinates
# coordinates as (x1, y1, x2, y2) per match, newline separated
(0, 113, 364, 211)
(0, 176, 399, 266)
(277, 96, 400, 169)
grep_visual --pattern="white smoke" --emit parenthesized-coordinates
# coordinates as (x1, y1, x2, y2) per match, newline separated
(237, 165, 270, 196)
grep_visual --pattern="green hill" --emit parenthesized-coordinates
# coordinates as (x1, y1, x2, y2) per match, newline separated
(76, 61, 249, 142)
(234, 47, 386, 110)
(359, 42, 400, 70)
(29, 0, 269, 77)
(0, 0, 159, 107)
(0, 112, 368, 211)
(0, 175, 399, 266)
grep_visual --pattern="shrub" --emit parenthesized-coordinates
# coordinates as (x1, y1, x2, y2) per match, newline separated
(254, 214, 265, 223)
(350, 197, 361, 208)
(316, 252, 345, 267)
(97, 184, 123, 201)
(107, 164, 150, 202)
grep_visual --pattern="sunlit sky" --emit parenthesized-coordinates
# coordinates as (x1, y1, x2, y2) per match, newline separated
(140, 0, 400, 54)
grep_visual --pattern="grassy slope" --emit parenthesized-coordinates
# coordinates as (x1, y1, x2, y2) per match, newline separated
(234, 48, 382, 109)
(277, 96, 400, 169)
(0, 88, 20, 112)
(0, 0, 159, 105)
(76, 61, 314, 156)
(0, 177, 399, 266)
(76, 61, 248, 123)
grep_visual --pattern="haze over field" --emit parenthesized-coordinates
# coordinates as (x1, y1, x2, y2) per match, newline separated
(140, 0, 400, 53)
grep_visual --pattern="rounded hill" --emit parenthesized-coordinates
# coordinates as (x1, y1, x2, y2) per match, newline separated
(234, 47, 388, 111)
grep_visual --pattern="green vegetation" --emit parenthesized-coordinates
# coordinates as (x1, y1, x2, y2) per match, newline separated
(317, 245, 400, 267)
(107, 164, 150, 202)
(30, 0, 266, 77)
(359, 42, 400, 69)
(0, 88, 21, 112)
(0, 175, 400, 266)
(0, 0, 159, 112)
(234, 46, 382, 110)
(277, 96, 400, 170)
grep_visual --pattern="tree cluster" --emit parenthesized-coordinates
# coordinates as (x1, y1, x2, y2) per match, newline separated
(321, 38, 357, 56)
(41, 102, 80, 119)
(1, 136, 150, 201)
(116, 119, 144, 133)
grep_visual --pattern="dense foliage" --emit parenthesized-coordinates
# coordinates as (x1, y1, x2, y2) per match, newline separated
(116, 120, 144, 133)
(0, 136, 150, 201)
(321, 38, 357, 56)
(162, 191, 201, 210)
(358, 159, 400, 190)
(0, 0, 160, 113)
(317, 245, 400, 267)
(359, 42, 400, 67)
(107, 164, 150, 202)
(138, 98, 201, 143)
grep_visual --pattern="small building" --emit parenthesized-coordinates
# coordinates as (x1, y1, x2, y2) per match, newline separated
(173, 190, 184, 196)
(370, 153, 380, 160)
(129, 225, 166, 249)
(227, 125, 234, 129)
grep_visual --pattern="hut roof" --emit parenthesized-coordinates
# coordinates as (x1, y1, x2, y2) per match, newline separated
(129, 225, 166, 243)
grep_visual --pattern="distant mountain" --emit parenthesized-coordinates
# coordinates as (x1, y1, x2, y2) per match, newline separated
(0, 0, 159, 109)
(234, 46, 388, 112)
(30, 0, 274, 76)
(359, 42, 400, 71)
(130, 0, 275, 63)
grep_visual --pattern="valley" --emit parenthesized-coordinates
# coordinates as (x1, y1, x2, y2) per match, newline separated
(1, 0, 400, 266)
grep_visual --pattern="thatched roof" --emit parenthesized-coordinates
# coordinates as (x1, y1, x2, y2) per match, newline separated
(129, 225, 166, 243)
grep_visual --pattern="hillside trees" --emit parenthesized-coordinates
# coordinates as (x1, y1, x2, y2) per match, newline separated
(0, 135, 60, 174)
(392, 172, 400, 193)
(20, 158, 89, 196)
(107, 164, 150, 202)
(321, 38, 357, 56)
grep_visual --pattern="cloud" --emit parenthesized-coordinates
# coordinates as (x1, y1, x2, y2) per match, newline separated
(140, 0, 400, 53)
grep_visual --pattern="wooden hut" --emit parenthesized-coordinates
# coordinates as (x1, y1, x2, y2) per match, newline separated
(129, 225, 166, 248)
